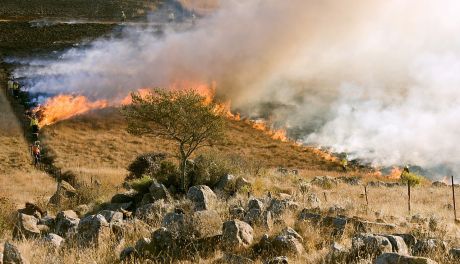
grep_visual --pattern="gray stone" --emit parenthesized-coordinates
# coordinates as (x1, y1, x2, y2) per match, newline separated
(215, 174, 237, 193)
(264, 256, 289, 264)
(221, 253, 254, 264)
(134, 237, 151, 254)
(13, 214, 40, 239)
(413, 239, 447, 256)
(222, 220, 254, 251)
(450, 248, 460, 259)
(235, 177, 252, 191)
(3, 242, 28, 264)
(375, 253, 438, 264)
(49, 181, 77, 205)
(99, 210, 123, 224)
(267, 198, 299, 218)
(352, 233, 393, 256)
(161, 212, 185, 237)
(136, 200, 169, 225)
(150, 227, 175, 252)
(280, 227, 303, 243)
(77, 214, 110, 246)
(186, 185, 217, 211)
(74, 204, 90, 218)
(306, 193, 321, 209)
(272, 233, 304, 256)
(229, 207, 245, 220)
(353, 220, 396, 233)
(43, 233, 65, 249)
(186, 210, 222, 239)
(384, 235, 409, 255)
(248, 198, 264, 211)
(244, 209, 273, 231)
(38, 216, 55, 229)
(54, 210, 80, 238)
(310, 176, 338, 188)
(149, 180, 172, 202)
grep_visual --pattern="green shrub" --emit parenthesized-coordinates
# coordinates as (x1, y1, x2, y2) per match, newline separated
(155, 160, 180, 188)
(401, 172, 425, 186)
(189, 151, 237, 187)
(129, 175, 153, 193)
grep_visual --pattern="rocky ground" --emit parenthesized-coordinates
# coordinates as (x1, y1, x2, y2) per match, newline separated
(1, 169, 460, 263)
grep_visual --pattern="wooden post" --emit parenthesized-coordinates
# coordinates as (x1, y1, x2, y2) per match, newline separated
(323, 192, 328, 202)
(407, 182, 411, 214)
(452, 176, 457, 220)
(364, 185, 369, 207)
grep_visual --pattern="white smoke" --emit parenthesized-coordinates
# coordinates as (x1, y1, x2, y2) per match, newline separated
(13, 0, 460, 178)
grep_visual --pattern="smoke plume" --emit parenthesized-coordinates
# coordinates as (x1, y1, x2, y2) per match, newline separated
(13, 0, 460, 178)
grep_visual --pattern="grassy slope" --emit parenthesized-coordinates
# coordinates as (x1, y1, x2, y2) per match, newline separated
(41, 108, 346, 189)
(0, 70, 54, 207)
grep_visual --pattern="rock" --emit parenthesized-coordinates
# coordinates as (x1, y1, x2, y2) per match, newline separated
(310, 176, 338, 189)
(220, 253, 254, 264)
(229, 207, 245, 220)
(99, 210, 123, 224)
(375, 253, 438, 264)
(338, 176, 362, 186)
(186, 185, 217, 211)
(134, 237, 151, 255)
(3, 242, 28, 264)
(305, 193, 321, 209)
(38, 215, 55, 229)
(17, 202, 45, 219)
(111, 191, 138, 204)
(267, 198, 299, 218)
(280, 227, 303, 242)
(353, 219, 396, 233)
(13, 214, 40, 239)
(248, 198, 264, 211)
(215, 174, 237, 194)
(119, 247, 135, 261)
(326, 242, 348, 263)
(77, 214, 110, 246)
(235, 177, 252, 191)
(450, 248, 460, 259)
(43, 233, 65, 249)
(322, 216, 348, 236)
(272, 232, 304, 256)
(187, 210, 222, 239)
(150, 227, 175, 253)
(432, 181, 447, 187)
(74, 204, 90, 218)
(127, 152, 166, 179)
(393, 234, 417, 249)
(352, 233, 393, 256)
(54, 210, 80, 238)
(264, 256, 289, 264)
(368, 181, 385, 187)
(48, 181, 77, 205)
(222, 220, 254, 251)
(162, 212, 185, 237)
(413, 239, 447, 256)
(410, 214, 428, 225)
(244, 209, 273, 231)
(149, 180, 172, 202)
(298, 209, 321, 224)
(136, 200, 169, 225)
(328, 205, 346, 215)
(102, 202, 133, 212)
(384, 235, 409, 255)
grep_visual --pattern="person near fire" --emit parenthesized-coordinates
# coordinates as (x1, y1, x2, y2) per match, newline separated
(341, 154, 348, 172)
(31, 141, 41, 166)
(30, 114, 39, 134)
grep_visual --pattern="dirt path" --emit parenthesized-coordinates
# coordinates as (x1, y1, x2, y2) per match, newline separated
(0, 70, 54, 207)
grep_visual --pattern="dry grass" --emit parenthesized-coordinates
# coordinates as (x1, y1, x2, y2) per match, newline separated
(0, 76, 55, 208)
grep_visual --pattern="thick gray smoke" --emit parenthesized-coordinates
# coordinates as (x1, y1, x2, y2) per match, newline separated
(14, 0, 460, 178)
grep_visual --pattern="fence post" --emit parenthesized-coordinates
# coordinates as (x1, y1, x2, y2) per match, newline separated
(452, 176, 457, 220)
(407, 182, 411, 214)
(323, 192, 328, 202)
(364, 185, 369, 207)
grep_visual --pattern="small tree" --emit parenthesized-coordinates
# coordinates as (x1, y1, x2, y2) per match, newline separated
(122, 88, 226, 191)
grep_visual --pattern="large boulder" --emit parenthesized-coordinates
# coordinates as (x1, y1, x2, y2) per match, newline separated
(375, 253, 438, 264)
(136, 200, 169, 225)
(43, 233, 65, 250)
(99, 210, 123, 224)
(3, 242, 28, 264)
(272, 231, 304, 256)
(248, 198, 264, 211)
(186, 185, 217, 211)
(162, 212, 186, 237)
(77, 214, 110, 246)
(352, 233, 393, 257)
(48, 181, 77, 205)
(244, 209, 273, 231)
(267, 198, 299, 219)
(54, 210, 80, 238)
(12, 214, 40, 239)
(149, 180, 172, 202)
(384, 235, 409, 255)
(222, 220, 254, 251)
(413, 239, 447, 256)
(186, 210, 222, 239)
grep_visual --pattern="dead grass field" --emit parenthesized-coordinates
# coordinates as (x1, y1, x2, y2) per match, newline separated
(0, 73, 55, 207)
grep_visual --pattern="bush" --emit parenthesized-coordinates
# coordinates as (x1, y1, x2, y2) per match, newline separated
(188, 151, 237, 187)
(129, 175, 153, 193)
(155, 160, 180, 188)
(126, 152, 167, 180)
(401, 172, 425, 186)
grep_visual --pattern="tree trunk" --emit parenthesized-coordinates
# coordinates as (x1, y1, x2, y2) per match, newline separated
(179, 145, 187, 192)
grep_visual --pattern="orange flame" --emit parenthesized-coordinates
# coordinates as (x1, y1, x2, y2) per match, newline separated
(35, 95, 108, 126)
(251, 119, 288, 142)
(388, 167, 403, 179)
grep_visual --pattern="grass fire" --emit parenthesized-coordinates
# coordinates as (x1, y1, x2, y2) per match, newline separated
(1, 1, 460, 264)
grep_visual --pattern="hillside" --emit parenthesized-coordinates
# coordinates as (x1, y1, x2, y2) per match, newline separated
(41, 108, 348, 191)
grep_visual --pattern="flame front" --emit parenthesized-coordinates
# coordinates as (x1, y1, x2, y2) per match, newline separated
(35, 95, 108, 126)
